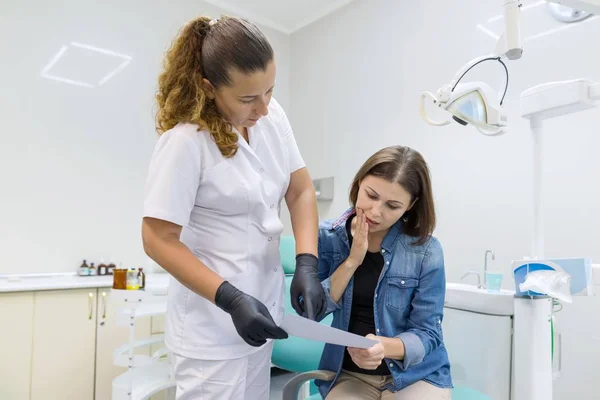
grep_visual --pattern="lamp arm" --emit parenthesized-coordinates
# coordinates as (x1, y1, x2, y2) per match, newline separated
(495, 0, 523, 60)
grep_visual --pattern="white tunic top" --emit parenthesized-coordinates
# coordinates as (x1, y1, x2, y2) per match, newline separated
(143, 99, 304, 359)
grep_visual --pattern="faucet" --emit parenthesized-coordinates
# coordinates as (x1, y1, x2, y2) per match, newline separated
(461, 271, 482, 289)
(484, 250, 496, 289)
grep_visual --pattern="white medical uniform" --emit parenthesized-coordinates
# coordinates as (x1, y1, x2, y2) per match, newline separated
(143, 98, 304, 399)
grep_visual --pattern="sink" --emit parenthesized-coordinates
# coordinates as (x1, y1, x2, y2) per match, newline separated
(445, 283, 515, 316)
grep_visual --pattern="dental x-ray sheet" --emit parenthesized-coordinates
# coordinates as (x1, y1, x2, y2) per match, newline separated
(280, 313, 379, 349)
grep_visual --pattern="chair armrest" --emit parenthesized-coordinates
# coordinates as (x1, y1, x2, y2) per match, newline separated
(282, 370, 336, 400)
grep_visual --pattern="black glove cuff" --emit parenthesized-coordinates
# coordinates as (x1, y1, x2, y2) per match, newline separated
(214, 281, 239, 312)
(296, 253, 318, 268)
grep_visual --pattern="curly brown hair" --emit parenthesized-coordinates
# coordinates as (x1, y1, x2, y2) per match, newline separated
(349, 146, 436, 245)
(155, 15, 274, 157)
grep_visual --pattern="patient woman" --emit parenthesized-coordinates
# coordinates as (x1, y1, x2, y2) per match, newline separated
(316, 145, 453, 399)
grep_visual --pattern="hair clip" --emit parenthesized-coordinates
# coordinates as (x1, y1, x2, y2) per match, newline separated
(209, 18, 219, 27)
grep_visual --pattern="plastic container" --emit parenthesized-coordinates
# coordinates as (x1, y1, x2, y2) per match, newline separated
(486, 272, 503, 293)
(127, 269, 140, 290)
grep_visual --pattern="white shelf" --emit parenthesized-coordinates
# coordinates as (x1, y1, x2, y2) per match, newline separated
(112, 288, 168, 326)
(112, 361, 175, 400)
(115, 303, 167, 326)
(111, 287, 172, 399)
(113, 334, 166, 367)
(110, 288, 168, 303)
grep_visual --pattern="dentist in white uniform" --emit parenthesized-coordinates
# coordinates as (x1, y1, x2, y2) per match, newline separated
(141, 15, 326, 400)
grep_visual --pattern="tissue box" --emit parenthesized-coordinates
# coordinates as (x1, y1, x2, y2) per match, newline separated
(512, 257, 593, 297)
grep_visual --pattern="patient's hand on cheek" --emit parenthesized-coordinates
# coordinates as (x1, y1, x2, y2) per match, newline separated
(347, 334, 385, 370)
(348, 208, 369, 268)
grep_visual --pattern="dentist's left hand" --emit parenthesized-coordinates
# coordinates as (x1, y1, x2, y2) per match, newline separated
(215, 281, 289, 346)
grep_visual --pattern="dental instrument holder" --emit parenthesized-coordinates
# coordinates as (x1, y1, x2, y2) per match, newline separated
(512, 262, 555, 400)
(512, 256, 595, 400)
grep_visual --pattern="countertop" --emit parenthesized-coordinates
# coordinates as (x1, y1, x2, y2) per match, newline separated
(0, 272, 171, 293)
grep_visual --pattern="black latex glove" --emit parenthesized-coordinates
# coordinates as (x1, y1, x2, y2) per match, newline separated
(215, 281, 288, 347)
(290, 253, 326, 320)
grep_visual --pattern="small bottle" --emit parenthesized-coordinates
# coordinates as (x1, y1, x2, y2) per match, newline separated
(98, 259, 107, 276)
(137, 268, 146, 289)
(107, 261, 116, 275)
(89, 262, 97, 276)
(78, 260, 90, 276)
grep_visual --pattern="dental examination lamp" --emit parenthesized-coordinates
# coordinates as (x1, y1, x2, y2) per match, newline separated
(419, 0, 600, 136)
(420, 1, 523, 136)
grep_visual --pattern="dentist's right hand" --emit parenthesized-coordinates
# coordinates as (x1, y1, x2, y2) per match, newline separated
(215, 281, 289, 347)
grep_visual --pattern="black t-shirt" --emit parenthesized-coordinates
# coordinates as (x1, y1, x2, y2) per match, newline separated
(342, 215, 391, 375)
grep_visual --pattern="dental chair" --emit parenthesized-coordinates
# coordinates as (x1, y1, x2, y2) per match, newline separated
(276, 236, 491, 400)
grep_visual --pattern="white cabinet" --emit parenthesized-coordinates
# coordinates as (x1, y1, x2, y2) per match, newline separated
(30, 289, 98, 400)
(443, 307, 512, 400)
(0, 284, 171, 400)
(95, 289, 152, 400)
(0, 292, 35, 400)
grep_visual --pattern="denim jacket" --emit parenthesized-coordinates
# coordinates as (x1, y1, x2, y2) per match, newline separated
(316, 208, 452, 396)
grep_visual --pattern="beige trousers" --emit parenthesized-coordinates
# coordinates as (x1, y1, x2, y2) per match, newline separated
(325, 370, 451, 400)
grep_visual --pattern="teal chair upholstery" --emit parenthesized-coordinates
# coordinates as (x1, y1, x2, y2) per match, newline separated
(451, 387, 493, 400)
(279, 235, 297, 275)
(273, 236, 334, 398)
(276, 236, 492, 400)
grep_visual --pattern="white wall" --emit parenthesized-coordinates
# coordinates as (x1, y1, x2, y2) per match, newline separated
(289, 0, 600, 398)
(0, 0, 291, 275)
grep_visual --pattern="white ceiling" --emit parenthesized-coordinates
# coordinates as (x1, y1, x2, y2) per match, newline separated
(205, 0, 357, 34)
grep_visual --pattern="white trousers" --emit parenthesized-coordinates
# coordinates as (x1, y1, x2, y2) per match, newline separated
(171, 342, 273, 400)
